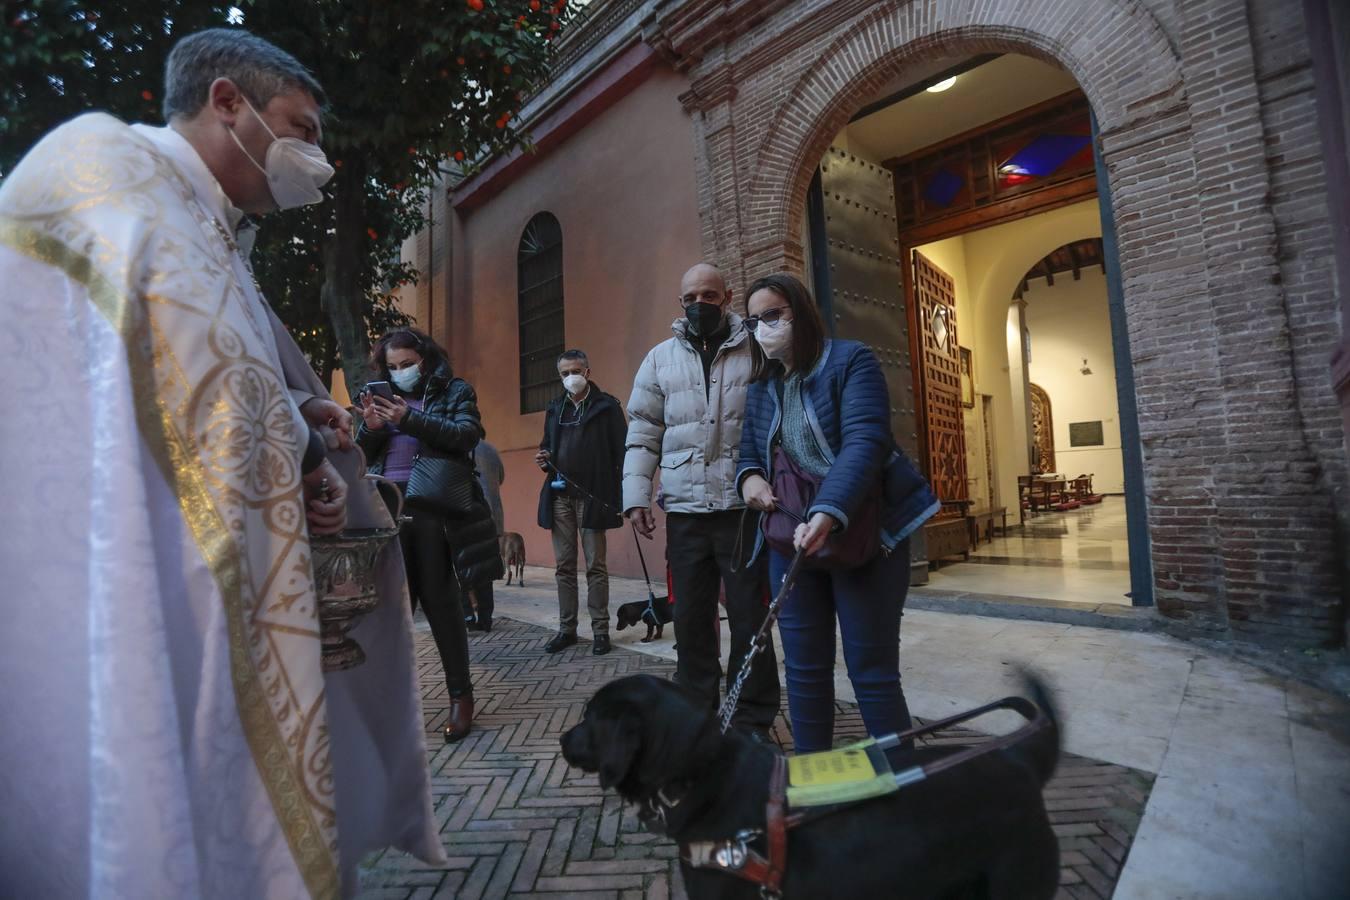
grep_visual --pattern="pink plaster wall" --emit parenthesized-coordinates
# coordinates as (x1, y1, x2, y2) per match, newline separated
(445, 65, 702, 582)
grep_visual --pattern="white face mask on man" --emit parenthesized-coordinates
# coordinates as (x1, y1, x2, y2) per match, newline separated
(562, 373, 588, 396)
(228, 95, 334, 210)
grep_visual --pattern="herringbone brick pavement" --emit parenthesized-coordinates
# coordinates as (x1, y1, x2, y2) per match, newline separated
(359, 618, 1153, 899)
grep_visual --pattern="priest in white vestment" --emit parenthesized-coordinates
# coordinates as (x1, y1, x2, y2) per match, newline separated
(0, 29, 443, 898)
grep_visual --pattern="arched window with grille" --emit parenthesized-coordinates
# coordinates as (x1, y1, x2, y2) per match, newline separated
(517, 212, 565, 413)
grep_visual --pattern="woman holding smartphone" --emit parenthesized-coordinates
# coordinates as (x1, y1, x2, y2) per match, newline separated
(357, 327, 498, 742)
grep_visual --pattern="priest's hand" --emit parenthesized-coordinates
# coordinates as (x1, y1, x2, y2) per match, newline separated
(302, 459, 348, 535)
(301, 398, 354, 450)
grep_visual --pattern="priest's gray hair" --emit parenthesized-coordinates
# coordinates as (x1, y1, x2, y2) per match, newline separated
(163, 28, 327, 121)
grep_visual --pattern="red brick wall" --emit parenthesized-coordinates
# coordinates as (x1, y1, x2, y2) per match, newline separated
(652, 0, 1347, 645)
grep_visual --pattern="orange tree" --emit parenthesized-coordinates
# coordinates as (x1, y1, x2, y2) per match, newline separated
(1, 0, 575, 393)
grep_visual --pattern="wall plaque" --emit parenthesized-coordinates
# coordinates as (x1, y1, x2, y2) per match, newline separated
(1069, 420, 1104, 447)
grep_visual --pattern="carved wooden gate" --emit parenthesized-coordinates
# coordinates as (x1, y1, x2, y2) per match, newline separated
(813, 147, 927, 579)
(912, 251, 969, 519)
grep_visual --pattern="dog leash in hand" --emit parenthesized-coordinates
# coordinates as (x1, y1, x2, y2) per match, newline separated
(544, 459, 621, 515)
(549, 460, 667, 620)
(717, 547, 806, 734)
(629, 519, 668, 614)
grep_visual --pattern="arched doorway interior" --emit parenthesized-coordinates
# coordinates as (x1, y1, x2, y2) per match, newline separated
(801, 53, 1144, 606)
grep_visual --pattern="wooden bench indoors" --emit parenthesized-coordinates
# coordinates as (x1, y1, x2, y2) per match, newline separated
(967, 506, 1009, 547)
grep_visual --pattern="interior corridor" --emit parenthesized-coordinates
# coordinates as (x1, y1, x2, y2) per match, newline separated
(925, 496, 1132, 605)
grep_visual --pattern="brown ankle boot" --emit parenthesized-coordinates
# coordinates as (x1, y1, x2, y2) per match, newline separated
(444, 695, 473, 743)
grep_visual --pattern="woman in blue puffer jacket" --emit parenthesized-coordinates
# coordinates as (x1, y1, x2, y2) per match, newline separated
(737, 273, 939, 752)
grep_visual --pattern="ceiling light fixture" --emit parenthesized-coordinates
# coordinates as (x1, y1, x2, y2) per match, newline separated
(926, 76, 957, 93)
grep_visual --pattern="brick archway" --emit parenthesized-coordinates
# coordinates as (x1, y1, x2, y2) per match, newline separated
(665, 0, 1346, 643)
(739, 1, 1182, 277)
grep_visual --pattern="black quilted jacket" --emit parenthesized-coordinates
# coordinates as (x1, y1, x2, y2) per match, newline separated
(357, 363, 503, 585)
(357, 362, 483, 469)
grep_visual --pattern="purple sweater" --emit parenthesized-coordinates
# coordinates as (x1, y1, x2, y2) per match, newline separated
(380, 397, 424, 483)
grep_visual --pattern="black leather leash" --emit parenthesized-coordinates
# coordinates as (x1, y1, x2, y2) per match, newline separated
(628, 520, 666, 618)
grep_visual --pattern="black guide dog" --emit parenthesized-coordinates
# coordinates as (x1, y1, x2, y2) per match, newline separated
(560, 674, 1061, 899)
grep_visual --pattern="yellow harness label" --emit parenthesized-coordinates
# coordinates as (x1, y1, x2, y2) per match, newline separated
(788, 746, 875, 786)
(785, 739, 900, 808)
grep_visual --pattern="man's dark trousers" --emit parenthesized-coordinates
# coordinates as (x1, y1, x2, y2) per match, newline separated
(665, 510, 779, 730)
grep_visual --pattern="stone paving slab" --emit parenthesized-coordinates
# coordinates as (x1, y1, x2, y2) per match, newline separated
(360, 618, 1153, 899)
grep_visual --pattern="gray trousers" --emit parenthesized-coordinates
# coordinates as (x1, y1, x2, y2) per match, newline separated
(551, 495, 610, 635)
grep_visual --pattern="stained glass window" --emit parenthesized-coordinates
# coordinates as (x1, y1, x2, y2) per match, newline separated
(922, 168, 965, 208)
(996, 132, 1093, 189)
(890, 93, 1097, 231)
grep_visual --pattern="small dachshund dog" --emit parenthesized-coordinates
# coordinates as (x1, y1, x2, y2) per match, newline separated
(615, 596, 672, 643)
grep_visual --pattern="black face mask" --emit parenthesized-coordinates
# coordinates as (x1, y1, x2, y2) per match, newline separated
(685, 302, 725, 338)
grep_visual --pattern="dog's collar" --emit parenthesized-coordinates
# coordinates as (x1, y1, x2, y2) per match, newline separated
(640, 780, 691, 832)
(679, 754, 789, 898)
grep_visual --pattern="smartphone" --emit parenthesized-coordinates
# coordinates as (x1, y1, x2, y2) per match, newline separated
(366, 381, 394, 401)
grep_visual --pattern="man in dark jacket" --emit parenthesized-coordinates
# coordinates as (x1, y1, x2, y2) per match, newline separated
(535, 350, 627, 655)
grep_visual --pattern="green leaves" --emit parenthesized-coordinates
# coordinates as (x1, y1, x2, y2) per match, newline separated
(1, 0, 578, 383)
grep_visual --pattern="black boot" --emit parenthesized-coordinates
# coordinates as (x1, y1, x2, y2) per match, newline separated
(474, 583, 494, 634)
(545, 632, 577, 653)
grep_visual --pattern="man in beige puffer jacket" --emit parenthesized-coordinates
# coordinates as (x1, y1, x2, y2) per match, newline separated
(622, 263, 780, 736)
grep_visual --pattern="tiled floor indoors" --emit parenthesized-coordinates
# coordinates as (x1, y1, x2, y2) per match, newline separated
(925, 496, 1133, 606)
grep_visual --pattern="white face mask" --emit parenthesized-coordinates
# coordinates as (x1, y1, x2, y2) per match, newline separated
(755, 320, 794, 361)
(390, 366, 422, 392)
(562, 373, 588, 396)
(229, 95, 334, 210)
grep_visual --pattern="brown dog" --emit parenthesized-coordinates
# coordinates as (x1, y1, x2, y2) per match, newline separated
(500, 532, 526, 585)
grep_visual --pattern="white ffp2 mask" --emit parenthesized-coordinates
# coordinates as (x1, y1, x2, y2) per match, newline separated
(229, 95, 334, 210)
(755, 321, 794, 361)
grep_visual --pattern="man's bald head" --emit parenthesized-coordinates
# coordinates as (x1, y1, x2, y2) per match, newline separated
(681, 263, 725, 295)
(679, 263, 731, 309)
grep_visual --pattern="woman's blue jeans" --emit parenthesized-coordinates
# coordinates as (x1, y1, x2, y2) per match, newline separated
(770, 540, 913, 752)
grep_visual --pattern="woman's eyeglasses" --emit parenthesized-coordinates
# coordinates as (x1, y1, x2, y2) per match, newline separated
(744, 307, 792, 331)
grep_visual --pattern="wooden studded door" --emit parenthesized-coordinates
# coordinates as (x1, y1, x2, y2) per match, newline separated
(813, 147, 928, 582)
(912, 251, 970, 524)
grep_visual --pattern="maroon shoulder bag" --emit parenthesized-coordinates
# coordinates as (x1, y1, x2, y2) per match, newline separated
(760, 446, 880, 568)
